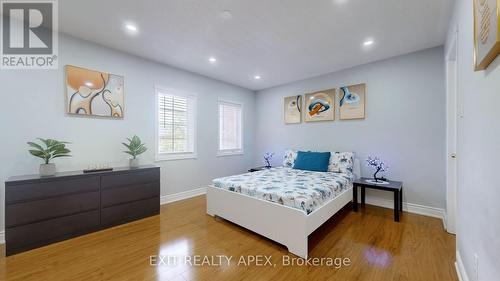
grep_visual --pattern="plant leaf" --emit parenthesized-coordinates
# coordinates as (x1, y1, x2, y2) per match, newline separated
(27, 142, 44, 151)
(45, 139, 57, 148)
(124, 151, 135, 156)
(136, 146, 147, 155)
(49, 143, 65, 153)
(37, 138, 50, 147)
(29, 150, 46, 158)
(52, 154, 72, 159)
(53, 148, 71, 155)
(132, 135, 140, 146)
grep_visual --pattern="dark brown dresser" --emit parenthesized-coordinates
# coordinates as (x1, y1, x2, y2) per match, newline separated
(5, 165, 160, 256)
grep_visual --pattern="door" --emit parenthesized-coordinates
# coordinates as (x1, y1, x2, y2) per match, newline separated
(445, 29, 458, 234)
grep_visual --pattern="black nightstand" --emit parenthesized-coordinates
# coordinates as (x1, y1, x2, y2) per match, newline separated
(353, 178, 403, 222)
(248, 166, 268, 172)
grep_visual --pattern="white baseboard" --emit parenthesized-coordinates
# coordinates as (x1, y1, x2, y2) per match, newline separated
(443, 211, 448, 230)
(455, 250, 470, 281)
(160, 187, 207, 205)
(0, 231, 4, 244)
(160, 188, 446, 224)
(364, 195, 446, 223)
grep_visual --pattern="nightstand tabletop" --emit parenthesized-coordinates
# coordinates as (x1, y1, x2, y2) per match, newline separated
(353, 178, 402, 191)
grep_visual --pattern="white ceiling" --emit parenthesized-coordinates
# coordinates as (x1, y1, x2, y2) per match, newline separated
(59, 0, 454, 91)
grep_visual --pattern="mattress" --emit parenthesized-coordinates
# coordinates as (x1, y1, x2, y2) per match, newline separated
(212, 167, 353, 215)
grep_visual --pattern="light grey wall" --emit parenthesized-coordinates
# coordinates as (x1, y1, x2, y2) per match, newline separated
(0, 34, 256, 232)
(446, 0, 500, 279)
(255, 47, 446, 209)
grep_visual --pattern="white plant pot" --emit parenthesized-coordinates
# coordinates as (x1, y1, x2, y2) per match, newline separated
(130, 158, 139, 168)
(40, 163, 56, 176)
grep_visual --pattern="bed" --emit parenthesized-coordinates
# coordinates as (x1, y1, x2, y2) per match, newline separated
(206, 150, 359, 258)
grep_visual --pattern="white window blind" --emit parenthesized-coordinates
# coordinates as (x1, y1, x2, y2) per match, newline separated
(218, 100, 243, 155)
(156, 87, 197, 160)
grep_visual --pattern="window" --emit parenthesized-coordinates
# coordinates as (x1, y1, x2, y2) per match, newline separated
(155, 87, 197, 161)
(218, 100, 243, 155)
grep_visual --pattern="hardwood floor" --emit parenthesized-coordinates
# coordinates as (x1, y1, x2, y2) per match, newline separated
(0, 195, 457, 281)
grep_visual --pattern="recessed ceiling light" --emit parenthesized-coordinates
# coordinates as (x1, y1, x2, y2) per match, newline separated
(334, 0, 349, 4)
(209, 57, 217, 63)
(254, 75, 261, 80)
(220, 10, 233, 19)
(363, 39, 374, 46)
(124, 23, 138, 33)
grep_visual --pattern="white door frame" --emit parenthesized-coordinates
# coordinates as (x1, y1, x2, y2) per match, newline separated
(445, 27, 458, 234)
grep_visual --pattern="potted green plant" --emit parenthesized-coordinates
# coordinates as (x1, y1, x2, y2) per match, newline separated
(28, 138, 71, 176)
(122, 135, 147, 168)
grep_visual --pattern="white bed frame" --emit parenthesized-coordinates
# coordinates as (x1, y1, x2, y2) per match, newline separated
(206, 160, 360, 259)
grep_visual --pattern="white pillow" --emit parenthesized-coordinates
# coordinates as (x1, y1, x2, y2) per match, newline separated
(282, 149, 298, 167)
(328, 152, 355, 174)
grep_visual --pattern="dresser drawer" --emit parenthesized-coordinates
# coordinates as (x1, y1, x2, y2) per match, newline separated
(6, 176, 99, 204)
(6, 191, 99, 227)
(101, 169, 159, 189)
(101, 197, 160, 226)
(6, 210, 100, 253)
(101, 182, 160, 208)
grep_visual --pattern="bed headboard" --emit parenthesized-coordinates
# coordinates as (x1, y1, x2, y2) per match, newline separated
(353, 158, 361, 179)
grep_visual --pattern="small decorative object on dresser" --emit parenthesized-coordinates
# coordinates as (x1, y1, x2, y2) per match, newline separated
(365, 156, 389, 184)
(248, 166, 267, 172)
(27, 138, 71, 176)
(83, 164, 113, 173)
(122, 135, 147, 168)
(263, 152, 275, 168)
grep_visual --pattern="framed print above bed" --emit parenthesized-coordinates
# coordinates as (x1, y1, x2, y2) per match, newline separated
(473, 0, 500, 71)
(284, 95, 302, 124)
(304, 89, 335, 122)
(65, 65, 124, 118)
(339, 84, 365, 120)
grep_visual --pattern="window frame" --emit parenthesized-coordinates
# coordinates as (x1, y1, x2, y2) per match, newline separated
(155, 85, 197, 161)
(217, 98, 244, 157)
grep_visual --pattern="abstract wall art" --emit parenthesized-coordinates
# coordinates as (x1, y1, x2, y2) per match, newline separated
(473, 0, 500, 71)
(65, 65, 124, 118)
(304, 89, 335, 122)
(284, 95, 302, 124)
(339, 84, 365, 120)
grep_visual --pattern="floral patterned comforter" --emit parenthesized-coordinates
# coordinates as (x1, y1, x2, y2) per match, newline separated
(212, 167, 353, 215)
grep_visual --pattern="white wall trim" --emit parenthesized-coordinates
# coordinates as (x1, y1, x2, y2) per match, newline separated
(364, 195, 446, 224)
(455, 250, 470, 281)
(443, 211, 448, 230)
(160, 187, 207, 205)
(0, 231, 4, 244)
